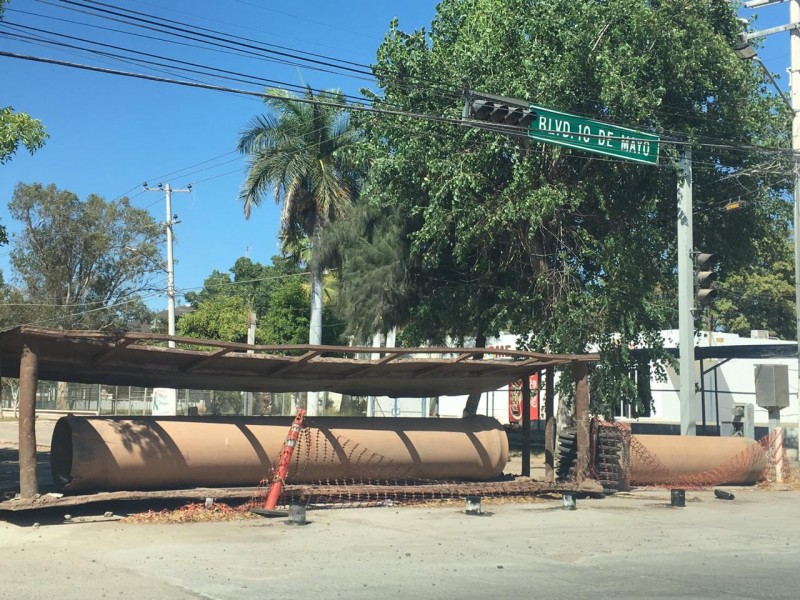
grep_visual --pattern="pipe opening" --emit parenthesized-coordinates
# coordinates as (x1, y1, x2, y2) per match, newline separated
(50, 417, 74, 488)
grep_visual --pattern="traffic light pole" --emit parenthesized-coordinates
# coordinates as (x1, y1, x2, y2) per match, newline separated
(677, 145, 697, 436)
(791, 0, 800, 450)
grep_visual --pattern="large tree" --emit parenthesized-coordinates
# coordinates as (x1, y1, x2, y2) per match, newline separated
(334, 0, 790, 415)
(7, 182, 162, 330)
(237, 86, 360, 414)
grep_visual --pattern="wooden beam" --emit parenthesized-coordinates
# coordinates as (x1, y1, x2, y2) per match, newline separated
(91, 338, 136, 365)
(377, 352, 404, 365)
(410, 363, 447, 378)
(521, 375, 531, 477)
(544, 367, 555, 484)
(574, 361, 590, 482)
(18, 342, 39, 499)
(451, 351, 479, 363)
(262, 350, 322, 377)
(181, 348, 232, 372)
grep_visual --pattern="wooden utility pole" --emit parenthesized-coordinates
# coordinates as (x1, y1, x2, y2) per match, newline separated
(521, 376, 531, 477)
(574, 361, 590, 482)
(18, 343, 39, 498)
(544, 367, 556, 483)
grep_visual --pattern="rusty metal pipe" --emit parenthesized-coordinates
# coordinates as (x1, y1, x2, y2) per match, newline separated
(630, 434, 767, 485)
(51, 415, 509, 491)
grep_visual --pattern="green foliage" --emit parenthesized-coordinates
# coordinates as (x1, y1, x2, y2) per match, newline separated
(258, 276, 310, 344)
(205, 390, 243, 416)
(237, 86, 362, 247)
(0, 271, 31, 330)
(238, 86, 362, 347)
(1, 0, 46, 164)
(0, 106, 47, 165)
(5, 182, 162, 330)
(179, 255, 344, 346)
(177, 294, 252, 342)
(338, 0, 790, 412)
(713, 232, 795, 338)
(319, 202, 412, 341)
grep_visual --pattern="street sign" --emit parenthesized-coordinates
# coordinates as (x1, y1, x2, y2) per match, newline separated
(528, 104, 660, 165)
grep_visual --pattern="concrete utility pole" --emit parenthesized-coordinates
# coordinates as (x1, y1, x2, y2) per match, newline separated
(677, 144, 696, 436)
(738, 0, 800, 451)
(243, 311, 257, 416)
(791, 0, 800, 450)
(144, 182, 191, 348)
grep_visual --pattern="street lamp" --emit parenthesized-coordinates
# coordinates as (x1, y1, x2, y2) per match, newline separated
(733, 33, 758, 60)
(734, 35, 793, 110)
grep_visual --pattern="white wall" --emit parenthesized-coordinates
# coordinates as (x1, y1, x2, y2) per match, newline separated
(651, 330, 799, 431)
(372, 333, 537, 423)
(371, 330, 800, 444)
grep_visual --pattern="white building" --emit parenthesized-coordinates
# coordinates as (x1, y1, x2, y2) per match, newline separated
(648, 329, 798, 436)
(369, 330, 800, 455)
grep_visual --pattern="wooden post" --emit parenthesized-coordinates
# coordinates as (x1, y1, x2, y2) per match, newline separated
(574, 360, 590, 482)
(18, 342, 40, 498)
(544, 366, 556, 484)
(521, 375, 531, 477)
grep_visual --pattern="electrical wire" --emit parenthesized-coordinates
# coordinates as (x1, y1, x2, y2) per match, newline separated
(5, 3, 793, 160)
(26, 0, 465, 107)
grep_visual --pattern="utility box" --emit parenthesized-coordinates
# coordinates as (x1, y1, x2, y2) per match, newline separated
(754, 364, 790, 409)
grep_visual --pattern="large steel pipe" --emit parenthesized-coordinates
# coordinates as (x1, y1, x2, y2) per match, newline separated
(630, 434, 767, 485)
(51, 415, 509, 491)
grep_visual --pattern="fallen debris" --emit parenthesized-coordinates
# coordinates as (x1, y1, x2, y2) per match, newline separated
(122, 502, 258, 524)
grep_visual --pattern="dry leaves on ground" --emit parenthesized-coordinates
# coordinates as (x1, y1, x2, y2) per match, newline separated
(122, 502, 258, 524)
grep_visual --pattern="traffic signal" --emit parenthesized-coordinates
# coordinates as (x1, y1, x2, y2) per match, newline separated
(468, 95, 536, 128)
(695, 252, 718, 306)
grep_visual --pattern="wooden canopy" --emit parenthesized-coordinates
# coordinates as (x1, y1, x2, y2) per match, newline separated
(0, 327, 597, 397)
(2, 327, 598, 500)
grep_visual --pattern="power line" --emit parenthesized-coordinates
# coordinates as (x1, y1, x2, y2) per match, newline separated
(8, 3, 792, 159)
(27, 0, 463, 105)
(0, 50, 477, 131)
(0, 20, 374, 105)
(44, 0, 375, 77)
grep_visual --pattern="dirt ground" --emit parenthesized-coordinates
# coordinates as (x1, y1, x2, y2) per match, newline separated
(1, 418, 800, 599)
(1, 488, 799, 600)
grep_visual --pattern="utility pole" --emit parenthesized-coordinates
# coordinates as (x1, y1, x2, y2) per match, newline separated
(738, 0, 800, 450)
(144, 182, 191, 348)
(677, 144, 696, 436)
(791, 0, 800, 454)
(243, 311, 257, 416)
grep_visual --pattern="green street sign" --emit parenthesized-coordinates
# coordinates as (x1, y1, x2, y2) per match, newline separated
(528, 104, 660, 165)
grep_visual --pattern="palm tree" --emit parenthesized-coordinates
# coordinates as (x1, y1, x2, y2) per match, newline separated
(237, 87, 360, 415)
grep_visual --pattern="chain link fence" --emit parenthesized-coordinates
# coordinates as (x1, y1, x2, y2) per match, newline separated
(0, 380, 370, 418)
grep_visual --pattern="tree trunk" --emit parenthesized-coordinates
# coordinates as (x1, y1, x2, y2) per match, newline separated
(428, 397, 439, 417)
(307, 221, 324, 417)
(462, 333, 487, 417)
(56, 380, 69, 410)
(11, 380, 20, 419)
(557, 366, 576, 430)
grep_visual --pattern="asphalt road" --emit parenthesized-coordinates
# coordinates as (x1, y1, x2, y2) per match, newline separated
(1, 488, 799, 600)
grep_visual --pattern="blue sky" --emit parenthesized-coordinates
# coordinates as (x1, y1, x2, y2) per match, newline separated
(0, 0, 436, 310)
(0, 0, 793, 313)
